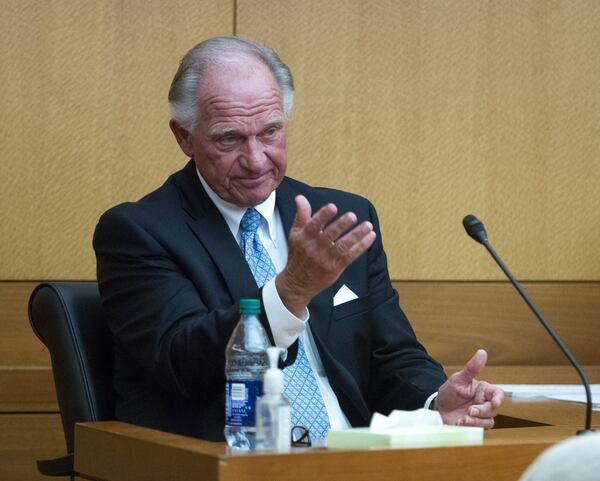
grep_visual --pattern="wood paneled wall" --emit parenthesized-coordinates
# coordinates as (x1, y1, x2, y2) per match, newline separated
(238, 0, 600, 281)
(2, 279, 600, 480)
(0, 0, 233, 280)
(0, 2, 234, 479)
(2, 1, 600, 280)
(2, 2, 600, 479)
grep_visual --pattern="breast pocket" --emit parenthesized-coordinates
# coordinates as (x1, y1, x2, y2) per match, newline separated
(332, 295, 371, 321)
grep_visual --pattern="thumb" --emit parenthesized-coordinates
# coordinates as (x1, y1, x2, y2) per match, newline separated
(454, 349, 487, 385)
(293, 195, 312, 228)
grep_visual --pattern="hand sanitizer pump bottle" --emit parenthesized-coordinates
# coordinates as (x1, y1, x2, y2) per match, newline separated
(256, 347, 291, 452)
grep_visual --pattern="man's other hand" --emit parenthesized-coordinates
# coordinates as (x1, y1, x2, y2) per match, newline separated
(435, 349, 504, 429)
(276, 195, 376, 316)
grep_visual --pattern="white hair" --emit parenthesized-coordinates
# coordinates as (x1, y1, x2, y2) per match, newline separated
(519, 432, 600, 481)
(168, 36, 294, 132)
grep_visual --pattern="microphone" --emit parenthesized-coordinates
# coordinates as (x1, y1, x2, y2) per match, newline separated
(462, 214, 594, 434)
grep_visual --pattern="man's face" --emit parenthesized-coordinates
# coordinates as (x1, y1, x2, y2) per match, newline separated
(172, 58, 288, 208)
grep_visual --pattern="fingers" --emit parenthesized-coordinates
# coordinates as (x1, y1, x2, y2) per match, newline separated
(487, 383, 505, 409)
(465, 383, 504, 427)
(468, 396, 502, 418)
(293, 195, 337, 235)
(293, 195, 313, 228)
(455, 414, 495, 430)
(322, 211, 358, 244)
(465, 349, 487, 377)
(282, 196, 377, 309)
(453, 349, 487, 385)
(293, 196, 375, 255)
(336, 222, 376, 259)
(438, 354, 503, 431)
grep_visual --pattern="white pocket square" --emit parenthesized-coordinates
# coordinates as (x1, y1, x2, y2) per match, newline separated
(333, 284, 359, 306)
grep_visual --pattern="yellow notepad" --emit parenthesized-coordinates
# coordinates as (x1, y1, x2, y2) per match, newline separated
(327, 425, 484, 450)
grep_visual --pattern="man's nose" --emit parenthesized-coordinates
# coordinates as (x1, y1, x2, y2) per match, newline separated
(240, 137, 267, 167)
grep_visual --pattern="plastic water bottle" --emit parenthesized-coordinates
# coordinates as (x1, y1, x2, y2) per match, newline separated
(224, 298, 270, 450)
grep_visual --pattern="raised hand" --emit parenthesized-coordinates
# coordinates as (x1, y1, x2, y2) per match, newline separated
(276, 195, 376, 316)
(435, 349, 504, 429)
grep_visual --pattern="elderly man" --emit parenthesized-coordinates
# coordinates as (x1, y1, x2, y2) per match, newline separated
(94, 36, 503, 442)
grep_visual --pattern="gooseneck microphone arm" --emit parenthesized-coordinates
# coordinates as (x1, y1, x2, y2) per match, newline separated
(462, 215, 593, 434)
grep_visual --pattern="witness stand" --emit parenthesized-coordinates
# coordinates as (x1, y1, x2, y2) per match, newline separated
(74, 395, 598, 481)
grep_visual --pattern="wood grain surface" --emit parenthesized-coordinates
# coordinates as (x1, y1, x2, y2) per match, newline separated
(398, 281, 600, 366)
(2, 278, 599, 480)
(0, 414, 65, 481)
(2, 280, 598, 412)
(0, 0, 233, 279)
(238, 0, 600, 280)
(2, 1, 600, 280)
(3, 3, 600, 480)
(73, 397, 600, 481)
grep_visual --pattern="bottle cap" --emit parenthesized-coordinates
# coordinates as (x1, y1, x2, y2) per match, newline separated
(264, 346, 284, 395)
(239, 298, 261, 314)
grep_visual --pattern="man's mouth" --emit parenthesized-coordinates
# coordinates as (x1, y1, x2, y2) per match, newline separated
(234, 173, 271, 188)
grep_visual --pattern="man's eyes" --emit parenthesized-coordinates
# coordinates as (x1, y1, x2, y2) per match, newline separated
(214, 126, 282, 147)
(262, 127, 280, 138)
(217, 135, 241, 146)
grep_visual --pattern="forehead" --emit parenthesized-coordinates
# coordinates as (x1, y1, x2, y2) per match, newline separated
(197, 57, 283, 123)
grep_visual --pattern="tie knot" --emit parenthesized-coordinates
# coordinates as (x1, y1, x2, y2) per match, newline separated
(240, 208, 261, 234)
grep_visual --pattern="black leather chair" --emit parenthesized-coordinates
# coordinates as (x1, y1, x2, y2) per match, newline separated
(28, 282, 115, 478)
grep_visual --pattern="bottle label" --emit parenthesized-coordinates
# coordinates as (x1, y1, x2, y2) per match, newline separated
(225, 380, 263, 427)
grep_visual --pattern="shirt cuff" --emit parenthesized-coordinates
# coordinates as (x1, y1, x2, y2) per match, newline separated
(262, 277, 308, 349)
(424, 391, 438, 410)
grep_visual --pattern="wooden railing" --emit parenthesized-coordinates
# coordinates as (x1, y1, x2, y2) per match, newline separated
(1, 281, 599, 480)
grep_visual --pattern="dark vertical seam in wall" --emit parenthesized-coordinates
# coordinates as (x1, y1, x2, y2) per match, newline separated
(233, 0, 237, 35)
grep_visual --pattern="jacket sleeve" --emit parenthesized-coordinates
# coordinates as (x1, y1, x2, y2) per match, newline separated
(93, 205, 263, 404)
(365, 200, 448, 413)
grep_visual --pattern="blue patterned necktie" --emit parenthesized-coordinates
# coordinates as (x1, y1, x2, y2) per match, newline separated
(239, 208, 330, 439)
(282, 336, 331, 439)
(239, 208, 276, 288)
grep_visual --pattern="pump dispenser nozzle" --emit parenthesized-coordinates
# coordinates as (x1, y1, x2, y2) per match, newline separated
(264, 347, 284, 395)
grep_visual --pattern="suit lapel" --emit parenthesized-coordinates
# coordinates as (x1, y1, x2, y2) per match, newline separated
(174, 170, 339, 342)
(274, 178, 296, 237)
(175, 161, 258, 300)
(177, 171, 370, 424)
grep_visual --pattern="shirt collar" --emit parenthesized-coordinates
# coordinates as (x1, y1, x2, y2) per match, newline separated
(196, 167, 278, 243)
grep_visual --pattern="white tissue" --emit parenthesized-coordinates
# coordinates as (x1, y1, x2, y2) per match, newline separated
(328, 408, 483, 449)
(369, 409, 443, 430)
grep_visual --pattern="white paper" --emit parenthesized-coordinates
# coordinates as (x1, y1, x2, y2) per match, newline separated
(498, 384, 600, 410)
(370, 408, 443, 430)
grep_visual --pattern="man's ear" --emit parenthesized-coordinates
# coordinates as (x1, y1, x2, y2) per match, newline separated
(169, 119, 195, 157)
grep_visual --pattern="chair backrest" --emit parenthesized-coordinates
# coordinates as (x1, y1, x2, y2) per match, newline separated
(29, 282, 115, 456)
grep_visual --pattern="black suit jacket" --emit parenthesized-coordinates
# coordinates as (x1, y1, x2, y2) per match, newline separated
(93, 160, 447, 440)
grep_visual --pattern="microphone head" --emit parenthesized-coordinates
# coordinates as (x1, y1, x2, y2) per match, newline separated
(463, 214, 488, 244)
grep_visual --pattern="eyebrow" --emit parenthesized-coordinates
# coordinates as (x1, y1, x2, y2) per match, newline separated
(209, 127, 238, 138)
(208, 117, 285, 138)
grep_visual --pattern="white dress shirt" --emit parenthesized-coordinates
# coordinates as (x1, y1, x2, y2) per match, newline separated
(196, 170, 352, 430)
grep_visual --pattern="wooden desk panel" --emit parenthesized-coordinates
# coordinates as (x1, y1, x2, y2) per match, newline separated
(446, 365, 600, 385)
(0, 414, 65, 481)
(74, 398, 598, 481)
(396, 281, 600, 366)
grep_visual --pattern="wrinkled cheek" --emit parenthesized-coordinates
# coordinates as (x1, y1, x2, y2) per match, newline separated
(267, 139, 288, 169)
(211, 153, 235, 181)
(275, 136, 287, 154)
(274, 150, 288, 176)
